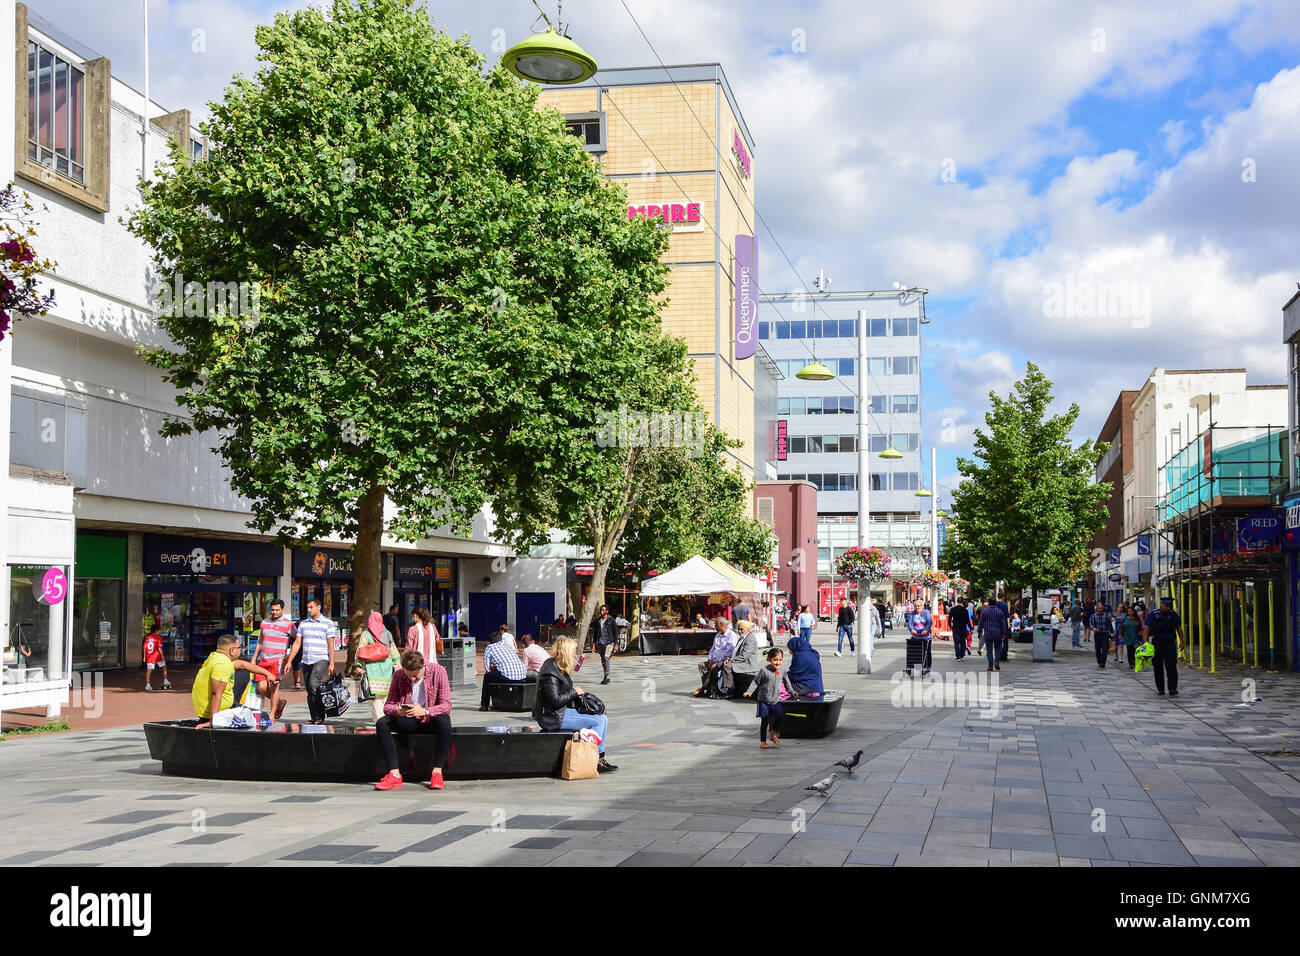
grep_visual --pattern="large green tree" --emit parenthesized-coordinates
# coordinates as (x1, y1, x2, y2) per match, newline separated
(945, 363, 1110, 593)
(127, 0, 672, 663)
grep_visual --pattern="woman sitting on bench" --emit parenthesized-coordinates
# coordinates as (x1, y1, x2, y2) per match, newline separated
(373, 649, 453, 792)
(533, 637, 617, 774)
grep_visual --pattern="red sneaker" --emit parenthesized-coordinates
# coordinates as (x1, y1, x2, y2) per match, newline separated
(429, 771, 445, 790)
(374, 771, 403, 791)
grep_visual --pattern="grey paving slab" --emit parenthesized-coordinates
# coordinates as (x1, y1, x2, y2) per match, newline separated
(280, 844, 376, 861)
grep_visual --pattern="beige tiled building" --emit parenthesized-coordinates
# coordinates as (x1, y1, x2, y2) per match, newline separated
(538, 65, 764, 477)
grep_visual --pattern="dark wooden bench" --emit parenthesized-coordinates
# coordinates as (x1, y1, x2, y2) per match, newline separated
(143, 720, 571, 782)
(487, 680, 538, 712)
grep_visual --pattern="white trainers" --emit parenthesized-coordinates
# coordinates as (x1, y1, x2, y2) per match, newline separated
(145, 684, 152, 691)
(161, 679, 172, 689)
(834, 650, 842, 658)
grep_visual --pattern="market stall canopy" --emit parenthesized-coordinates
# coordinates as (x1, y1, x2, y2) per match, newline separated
(706, 557, 769, 594)
(640, 555, 733, 596)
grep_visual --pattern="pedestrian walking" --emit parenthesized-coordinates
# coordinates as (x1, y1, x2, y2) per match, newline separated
(797, 604, 815, 643)
(1091, 602, 1114, 668)
(1112, 603, 1127, 662)
(950, 598, 971, 660)
(1069, 602, 1083, 646)
(743, 647, 796, 749)
(1115, 605, 1140, 669)
(283, 597, 336, 724)
(906, 601, 934, 674)
(977, 596, 1007, 671)
(835, 599, 855, 657)
(142, 627, 171, 692)
(1142, 596, 1185, 696)
(588, 604, 619, 685)
(249, 598, 295, 720)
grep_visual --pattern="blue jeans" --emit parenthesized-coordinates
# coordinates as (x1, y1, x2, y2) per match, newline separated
(1071, 623, 1082, 646)
(837, 625, 854, 652)
(985, 635, 1002, 667)
(800, 626, 812, 642)
(558, 709, 608, 755)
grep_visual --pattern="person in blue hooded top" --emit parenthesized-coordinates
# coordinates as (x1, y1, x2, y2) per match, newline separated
(785, 632, 824, 697)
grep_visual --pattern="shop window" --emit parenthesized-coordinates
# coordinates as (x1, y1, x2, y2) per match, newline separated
(72, 577, 123, 670)
(6, 565, 70, 684)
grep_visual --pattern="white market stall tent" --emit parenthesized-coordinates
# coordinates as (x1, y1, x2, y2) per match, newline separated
(639, 554, 733, 597)
(638, 555, 772, 654)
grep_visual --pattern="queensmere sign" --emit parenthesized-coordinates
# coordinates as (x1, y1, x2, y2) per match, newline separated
(734, 234, 758, 360)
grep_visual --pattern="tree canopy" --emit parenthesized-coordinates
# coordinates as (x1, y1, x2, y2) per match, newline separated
(944, 363, 1110, 593)
(127, 0, 676, 658)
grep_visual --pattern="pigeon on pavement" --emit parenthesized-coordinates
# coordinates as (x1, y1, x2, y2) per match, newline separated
(837, 750, 864, 774)
(805, 773, 839, 797)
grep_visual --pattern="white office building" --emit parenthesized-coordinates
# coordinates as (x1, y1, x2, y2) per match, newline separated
(758, 290, 931, 595)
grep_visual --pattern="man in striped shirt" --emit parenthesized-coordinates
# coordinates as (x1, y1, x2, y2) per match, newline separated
(250, 598, 295, 720)
(479, 628, 527, 710)
(284, 597, 336, 724)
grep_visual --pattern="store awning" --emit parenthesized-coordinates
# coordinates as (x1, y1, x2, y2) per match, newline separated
(705, 557, 768, 593)
(640, 555, 733, 596)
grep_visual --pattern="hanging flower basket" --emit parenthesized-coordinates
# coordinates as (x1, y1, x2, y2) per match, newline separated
(949, 576, 969, 595)
(834, 546, 891, 583)
(919, 569, 949, 588)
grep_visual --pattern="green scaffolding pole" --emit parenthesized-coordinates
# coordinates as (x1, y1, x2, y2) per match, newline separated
(1253, 584, 1260, 669)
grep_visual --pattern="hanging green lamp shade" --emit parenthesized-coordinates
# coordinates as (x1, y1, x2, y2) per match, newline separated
(914, 486, 934, 497)
(878, 446, 903, 460)
(502, 29, 597, 84)
(936, 510, 948, 518)
(794, 360, 835, 382)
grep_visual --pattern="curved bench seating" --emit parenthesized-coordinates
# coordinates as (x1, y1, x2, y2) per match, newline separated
(143, 720, 571, 782)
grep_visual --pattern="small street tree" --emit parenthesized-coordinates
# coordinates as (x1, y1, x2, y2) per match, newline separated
(947, 362, 1110, 594)
(128, 0, 672, 664)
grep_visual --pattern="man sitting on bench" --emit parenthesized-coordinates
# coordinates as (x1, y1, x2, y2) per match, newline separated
(192, 635, 275, 729)
(480, 627, 527, 711)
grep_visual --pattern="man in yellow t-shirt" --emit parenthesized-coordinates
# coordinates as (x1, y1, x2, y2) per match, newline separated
(193, 635, 274, 728)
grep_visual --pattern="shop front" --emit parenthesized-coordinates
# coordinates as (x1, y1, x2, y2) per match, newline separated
(291, 546, 387, 638)
(142, 535, 282, 664)
(390, 553, 457, 641)
(72, 532, 126, 671)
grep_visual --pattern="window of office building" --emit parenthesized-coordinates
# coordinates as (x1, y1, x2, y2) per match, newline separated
(893, 394, 919, 414)
(892, 356, 918, 375)
(892, 472, 919, 490)
(892, 317, 918, 336)
(563, 112, 606, 151)
(869, 395, 886, 413)
(27, 40, 85, 184)
(891, 432, 920, 451)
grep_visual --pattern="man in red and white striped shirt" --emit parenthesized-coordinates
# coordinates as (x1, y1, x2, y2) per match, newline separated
(251, 599, 295, 720)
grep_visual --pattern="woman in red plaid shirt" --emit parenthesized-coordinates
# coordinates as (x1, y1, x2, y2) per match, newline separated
(374, 649, 453, 791)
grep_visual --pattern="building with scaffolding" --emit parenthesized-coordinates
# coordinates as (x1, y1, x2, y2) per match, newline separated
(1155, 419, 1291, 673)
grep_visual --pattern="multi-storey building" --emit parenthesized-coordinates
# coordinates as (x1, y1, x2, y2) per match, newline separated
(759, 290, 929, 598)
(537, 64, 771, 479)
(1088, 390, 1138, 606)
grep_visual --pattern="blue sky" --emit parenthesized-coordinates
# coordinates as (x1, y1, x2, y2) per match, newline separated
(26, 0, 1300, 509)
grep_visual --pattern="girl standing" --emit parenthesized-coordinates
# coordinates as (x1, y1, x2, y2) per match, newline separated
(744, 647, 796, 749)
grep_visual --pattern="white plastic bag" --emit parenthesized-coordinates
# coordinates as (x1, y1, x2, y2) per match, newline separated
(212, 705, 260, 729)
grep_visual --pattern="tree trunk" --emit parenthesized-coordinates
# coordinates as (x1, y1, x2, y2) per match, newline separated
(577, 533, 616, 655)
(348, 480, 386, 672)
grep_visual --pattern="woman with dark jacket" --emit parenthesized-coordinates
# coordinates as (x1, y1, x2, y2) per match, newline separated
(532, 637, 617, 773)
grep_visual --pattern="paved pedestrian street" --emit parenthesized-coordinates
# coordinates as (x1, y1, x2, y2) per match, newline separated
(4, 633, 1300, 867)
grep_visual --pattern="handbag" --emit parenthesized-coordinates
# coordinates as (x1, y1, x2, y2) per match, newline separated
(354, 673, 374, 702)
(358, 642, 389, 663)
(572, 692, 605, 716)
(560, 733, 599, 780)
